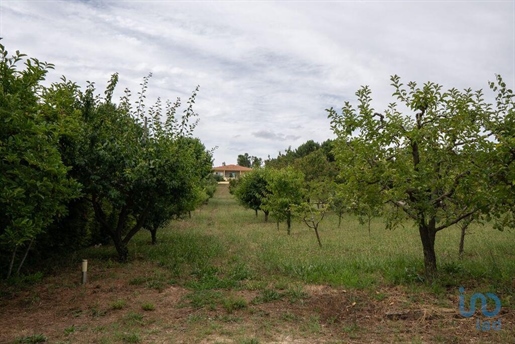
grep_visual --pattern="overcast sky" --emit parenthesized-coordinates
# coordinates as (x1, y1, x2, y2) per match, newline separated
(1, 0, 513, 165)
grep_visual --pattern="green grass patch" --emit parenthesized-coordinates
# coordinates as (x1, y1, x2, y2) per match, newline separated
(251, 288, 283, 304)
(123, 312, 144, 326)
(222, 296, 247, 313)
(110, 299, 127, 310)
(184, 290, 224, 309)
(14, 334, 47, 343)
(141, 302, 155, 311)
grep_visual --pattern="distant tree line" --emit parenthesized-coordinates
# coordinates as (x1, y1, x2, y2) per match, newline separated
(237, 153, 262, 168)
(0, 43, 215, 278)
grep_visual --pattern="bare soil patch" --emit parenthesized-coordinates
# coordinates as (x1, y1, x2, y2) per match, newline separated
(0, 261, 513, 343)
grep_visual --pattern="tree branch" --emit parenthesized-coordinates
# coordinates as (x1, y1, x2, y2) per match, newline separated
(432, 170, 470, 206)
(123, 201, 153, 244)
(388, 199, 417, 220)
(435, 209, 478, 232)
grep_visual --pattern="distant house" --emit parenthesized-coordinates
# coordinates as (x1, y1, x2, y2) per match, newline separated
(212, 164, 253, 180)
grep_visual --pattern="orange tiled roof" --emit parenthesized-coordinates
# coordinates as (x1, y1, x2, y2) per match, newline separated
(212, 164, 253, 171)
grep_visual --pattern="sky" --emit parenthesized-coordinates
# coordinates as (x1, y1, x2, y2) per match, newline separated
(1, 0, 514, 166)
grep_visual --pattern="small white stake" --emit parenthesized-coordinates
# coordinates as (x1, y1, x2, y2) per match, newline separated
(81, 259, 88, 285)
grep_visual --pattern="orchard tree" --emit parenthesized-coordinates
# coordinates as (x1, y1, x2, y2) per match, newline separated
(0, 44, 80, 277)
(294, 149, 336, 206)
(75, 73, 203, 261)
(328, 190, 346, 228)
(143, 137, 213, 245)
(262, 167, 305, 234)
(328, 75, 494, 278)
(294, 181, 331, 247)
(483, 76, 515, 230)
(233, 168, 270, 221)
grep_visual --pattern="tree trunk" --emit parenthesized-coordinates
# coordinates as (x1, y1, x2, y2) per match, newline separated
(113, 237, 129, 262)
(286, 212, 291, 235)
(314, 226, 322, 247)
(16, 238, 34, 275)
(264, 210, 269, 222)
(7, 246, 17, 279)
(338, 212, 342, 228)
(459, 218, 472, 259)
(255, 209, 258, 217)
(150, 227, 157, 245)
(418, 219, 437, 279)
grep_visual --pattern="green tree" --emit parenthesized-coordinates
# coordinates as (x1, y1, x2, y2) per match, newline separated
(328, 189, 347, 228)
(233, 168, 270, 221)
(328, 75, 494, 277)
(320, 139, 336, 162)
(144, 137, 214, 245)
(0, 44, 80, 277)
(293, 149, 336, 207)
(251, 156, 262, 168)
(293, 180, 332, 247)
(295, 139, 320, 158)
(262, 167, 305, 234)
(482, 76, 515, 233)
(237, 153, 251, 167)
(237, 153, 262, 168)
(74, 73, 203, 261)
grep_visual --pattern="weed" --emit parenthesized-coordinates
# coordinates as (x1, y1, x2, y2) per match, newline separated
(8, 272, 44, 287)
(306, 315, 321, 334)
(342, 323, 359, 333)
(14, 334, 47, 343)
(123, 312, 144, 326)
(111, 299, 127, 310)
(186, 313, 208, 323)
(93, 325, 106, 333)
(129, 277, 147, 285)
(141, 303, 155, 311)
(223, 297, 247, 313)
(373, 292, 387, 301)
(185, 290, 223, 309)
(63, 325, 75, 335)
(251, 289, 282, 304)
(230, 262, 253, 281)
(281, 311, 298, 321)
(146, 279, 165, 291)
(285, 284, 308, 303)
(217, 314, 243, 323)
(89, 304, 107, 317)
(119, 332, 141, 343)
(239, 339, 259, 344)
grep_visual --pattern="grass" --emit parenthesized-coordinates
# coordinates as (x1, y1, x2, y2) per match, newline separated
(141, 303, 155, 311)
(3, 184, 514, 343)
(121, 184, 514, 295)
(110, 299, 127, 310)
(14, 334, 47, 343)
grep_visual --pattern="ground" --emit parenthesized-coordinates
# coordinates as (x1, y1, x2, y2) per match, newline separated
(0, 185, 513, 343)
(1, 261, 512, 343)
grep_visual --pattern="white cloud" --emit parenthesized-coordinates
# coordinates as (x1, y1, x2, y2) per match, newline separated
(1, 0, 513, 165)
